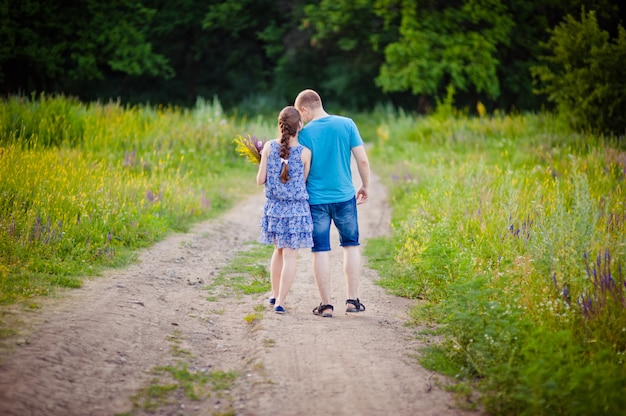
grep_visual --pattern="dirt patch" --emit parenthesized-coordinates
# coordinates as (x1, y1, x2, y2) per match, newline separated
(0, 167, 480, 416)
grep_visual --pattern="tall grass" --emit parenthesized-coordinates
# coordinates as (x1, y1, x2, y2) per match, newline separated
(0, 94, 274, 305)
(366, 102, 626, 415)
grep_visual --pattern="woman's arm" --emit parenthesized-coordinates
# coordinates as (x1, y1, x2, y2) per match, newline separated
(256, 141, 271, 185)
(301, 146, 312, 181)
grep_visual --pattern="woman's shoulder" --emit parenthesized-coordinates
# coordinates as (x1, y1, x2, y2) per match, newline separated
(293, 142, 309, 151)
(265, 139, 280, 149)
(298, 144, 311, 160)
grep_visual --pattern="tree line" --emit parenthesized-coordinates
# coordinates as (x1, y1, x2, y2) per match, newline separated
(2, 0, 624, 132)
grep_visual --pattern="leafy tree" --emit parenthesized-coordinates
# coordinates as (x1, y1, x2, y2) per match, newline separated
(296, 0, 391, 109)
(372, 0, 622, 112)
(531, 8, 626, 136)
(375, 0, 514, 109)
(129, 0, 222, 105)
(3, 0, 623, 111)
(81, 0, 287, 106)
(294, 0, 434, 109)
(200, 0, 290, 107)
(203, 0, 275, 89)
(261, 0, 323, 107)
(0, 0, 172, 94)
(494, 0, 623, 111)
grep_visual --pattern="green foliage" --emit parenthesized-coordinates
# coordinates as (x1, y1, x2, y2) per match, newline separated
(198, 0, 292, 108)
(365, 236, 424, 298)
(0, 93, 86, 147)
(296, 0, 389, 109)
(367, 108, 626, 414)
(531, 8, 626, 135)
(0, 94, 260, 306)
(1, 0, 172, 92)
(505, 332, 626, 416)
(3, 0, 625, 112)
(204, 242, 272, 299)
(576, 249, 626, 353)
(432, 276, 531, 379)
(304, 0, 378, 53)
(376, 0, 514, 100)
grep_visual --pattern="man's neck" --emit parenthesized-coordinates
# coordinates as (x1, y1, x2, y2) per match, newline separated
(310, 108, 329, 121)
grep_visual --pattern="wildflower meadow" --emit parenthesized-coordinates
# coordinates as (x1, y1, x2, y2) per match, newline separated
(0, 94, 273, 307)
(364, 99, 626, 415)
(1, 92, 624, 414)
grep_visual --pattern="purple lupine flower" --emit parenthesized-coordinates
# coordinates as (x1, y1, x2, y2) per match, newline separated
(124, 149, 136, 167)
(562, 283, 570, 305)
(579, 249, 625, 319)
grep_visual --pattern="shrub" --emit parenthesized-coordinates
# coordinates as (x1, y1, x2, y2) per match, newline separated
(531, 8, 626, 136)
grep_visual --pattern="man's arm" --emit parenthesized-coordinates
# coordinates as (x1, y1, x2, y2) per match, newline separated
(352, 145, 370, 205)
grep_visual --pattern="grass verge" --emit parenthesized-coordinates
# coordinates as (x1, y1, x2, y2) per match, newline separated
(365, 103, 626, 415)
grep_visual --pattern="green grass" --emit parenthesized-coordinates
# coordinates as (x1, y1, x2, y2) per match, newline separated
(4, 92, 625, 415)
(0, 94, 275, 310)
(365, 104, 626, 415)
(121, 330, 239, 415)
(205, 242, 273, 299)
(127, 363, 238, 413)
(243, 312, 263, 324)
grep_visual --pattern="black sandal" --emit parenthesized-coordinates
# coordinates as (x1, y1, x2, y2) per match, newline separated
(312, 303, 334, 318)
(346, 298, 365, 313)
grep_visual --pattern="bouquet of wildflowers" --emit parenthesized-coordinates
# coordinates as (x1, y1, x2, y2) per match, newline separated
(233, 134, 265, 165)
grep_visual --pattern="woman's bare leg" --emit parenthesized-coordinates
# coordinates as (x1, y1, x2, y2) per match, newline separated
(270, 247, 282, 300)
(275, 248, 298, 307)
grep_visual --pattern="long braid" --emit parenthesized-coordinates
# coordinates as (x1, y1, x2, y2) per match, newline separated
(277, 107, 301, 183)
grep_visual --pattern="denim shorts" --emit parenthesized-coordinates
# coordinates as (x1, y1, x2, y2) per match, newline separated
(310, 197, 360, 252)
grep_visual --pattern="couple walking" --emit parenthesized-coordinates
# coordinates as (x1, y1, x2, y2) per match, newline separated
(256, 89, 370, 317)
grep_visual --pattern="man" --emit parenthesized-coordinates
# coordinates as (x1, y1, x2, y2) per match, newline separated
(294, 89, 370, 318)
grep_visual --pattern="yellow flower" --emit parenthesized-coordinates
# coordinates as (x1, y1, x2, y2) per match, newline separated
(477, 101, 486, 118)
(233, 134, 265, 164)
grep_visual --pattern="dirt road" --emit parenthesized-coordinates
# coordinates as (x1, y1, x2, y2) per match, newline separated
(0, 166, 478, 416)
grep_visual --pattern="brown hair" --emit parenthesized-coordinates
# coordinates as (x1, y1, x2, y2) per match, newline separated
(294, 89, 322, 111)
(277, 106, 301, 183)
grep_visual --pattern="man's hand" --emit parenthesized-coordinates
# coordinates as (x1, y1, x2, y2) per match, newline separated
(356, 187, 368, 205)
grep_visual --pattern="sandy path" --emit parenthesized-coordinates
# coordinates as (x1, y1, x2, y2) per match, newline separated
(0, 165, 478, 416)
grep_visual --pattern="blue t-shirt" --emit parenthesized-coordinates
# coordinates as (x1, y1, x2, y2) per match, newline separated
(298, 115, 363, 205)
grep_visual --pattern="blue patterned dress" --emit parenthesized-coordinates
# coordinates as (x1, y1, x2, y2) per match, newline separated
(259, 140, 314, 249)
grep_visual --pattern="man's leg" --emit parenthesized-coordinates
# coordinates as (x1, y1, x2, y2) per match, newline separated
(310, 203, 333, 314)
(333, 197, 364, 311)
(312, 250, 331, 305)
(343, 245, 361, 302)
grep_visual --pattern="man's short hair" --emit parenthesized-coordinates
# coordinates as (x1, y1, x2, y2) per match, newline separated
(295, 89, 322, 110)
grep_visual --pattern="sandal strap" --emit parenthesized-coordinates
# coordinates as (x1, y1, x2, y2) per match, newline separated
(346, 298, 365, 311)
(313, 303, 334, 314)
